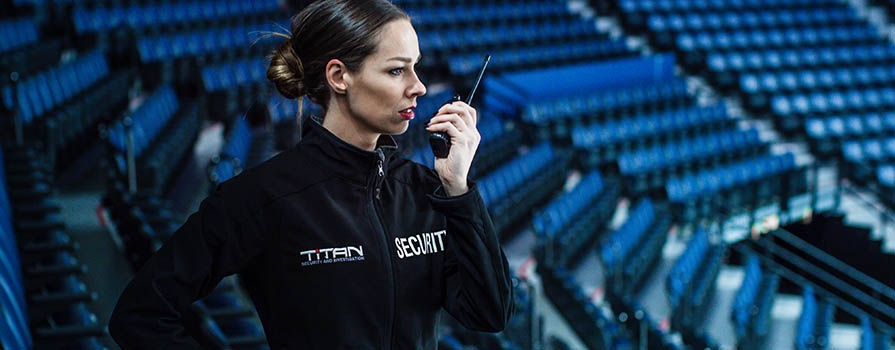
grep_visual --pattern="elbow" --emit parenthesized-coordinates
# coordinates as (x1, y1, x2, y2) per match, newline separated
(108, 305, 127, 346)
(481, 287, 515, 333)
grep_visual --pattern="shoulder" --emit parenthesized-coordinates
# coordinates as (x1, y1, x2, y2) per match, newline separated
(212, 145, 329, 216)
(389, 154, 441, 190)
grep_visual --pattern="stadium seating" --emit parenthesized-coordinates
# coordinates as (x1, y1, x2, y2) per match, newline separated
(72, 0, 282, 35)
(1, 145, 107, 349)
(604, 293, 681, 350)
(601, 198, 671, 294)
(731, 254, 779, 349)
(0, 18, 63, 79)
(666, 229, 725, 332)
(796, 286, 835, 350)
(477, 142, 572, 237)
(5, 0, 893, 347)
(106, 85, 203, 194)
(533, 170, 620, 267)
(208, 117, 274, 186)
(861, 314, 893, 350)
(537, 264, 629, 350)
(448, 39, 632, 75)
(0, 19, 39, 56)
(1, 49, 134, 172)
(665, 153, 802, 223)
(407, 2, 574, 29)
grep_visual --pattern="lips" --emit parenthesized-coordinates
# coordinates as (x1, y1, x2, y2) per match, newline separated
(399, 107, 415, 120)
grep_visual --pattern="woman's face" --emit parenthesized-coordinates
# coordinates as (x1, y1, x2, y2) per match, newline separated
(345, 19, 427, 135)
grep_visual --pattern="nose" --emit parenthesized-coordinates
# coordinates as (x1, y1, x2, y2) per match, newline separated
(407, 71, 426, 98)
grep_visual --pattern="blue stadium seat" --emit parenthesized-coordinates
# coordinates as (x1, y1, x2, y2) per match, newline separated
(0, 19, 39, 55)
(72, 0, 282, 34)
(666, 229, 725, 331)
(533, 170, 619, 267)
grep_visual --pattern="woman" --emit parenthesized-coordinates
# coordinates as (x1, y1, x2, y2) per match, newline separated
(108, 0, 514, 348)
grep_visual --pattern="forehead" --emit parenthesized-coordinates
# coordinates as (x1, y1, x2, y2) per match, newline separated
(369, 19, 419, 63)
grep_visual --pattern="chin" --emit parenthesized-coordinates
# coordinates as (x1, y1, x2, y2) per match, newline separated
(386, 121, 411, 135)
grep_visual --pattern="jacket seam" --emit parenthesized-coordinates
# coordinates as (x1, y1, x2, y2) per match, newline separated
(237, 177, 334, 229)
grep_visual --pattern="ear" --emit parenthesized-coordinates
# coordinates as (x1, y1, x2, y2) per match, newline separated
(325, 59, 351, 95)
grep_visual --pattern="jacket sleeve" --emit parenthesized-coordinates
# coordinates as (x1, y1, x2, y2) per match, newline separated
(108, 184, 268, 349)
(427, 181, 514, 332)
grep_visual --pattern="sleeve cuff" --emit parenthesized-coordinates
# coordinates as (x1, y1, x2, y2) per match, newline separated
(427, 181, 485, 217)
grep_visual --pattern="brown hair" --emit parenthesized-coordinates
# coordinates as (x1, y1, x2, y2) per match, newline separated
(267, 0, 410, 120)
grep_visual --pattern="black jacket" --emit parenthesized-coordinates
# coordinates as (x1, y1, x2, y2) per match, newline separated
(109, 117, 515, 349)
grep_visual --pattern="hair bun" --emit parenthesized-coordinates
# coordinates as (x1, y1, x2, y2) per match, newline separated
(268, 40, 305, 100)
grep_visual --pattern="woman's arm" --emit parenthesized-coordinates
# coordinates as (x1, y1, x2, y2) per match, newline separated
(425, 100, 514, 331)
(108, 183, 268, 349)
(428, 182, 514, 332)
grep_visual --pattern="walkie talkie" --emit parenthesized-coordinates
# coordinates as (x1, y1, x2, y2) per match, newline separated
(429, 55, 491, 158)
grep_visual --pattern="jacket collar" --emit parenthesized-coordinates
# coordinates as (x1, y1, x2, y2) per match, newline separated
(298, 115, 399, 185)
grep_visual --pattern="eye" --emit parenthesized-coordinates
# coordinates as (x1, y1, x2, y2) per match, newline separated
(389, 68, 404, 76)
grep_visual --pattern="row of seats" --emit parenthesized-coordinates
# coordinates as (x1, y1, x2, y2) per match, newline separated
(741, 65, 895, 96)
(266, 94, 323, 125)
(665, 153, 797, 211)
(537, 265, 631, 350)
(601, 198, 655, 269)
(771, 87, 895, 117)
(448, 39, 631, 76)
(618, 128, 763, 177)
(5, 50, 109, 125)
(1, 145, 106, 349)
(860, 314, 892, 350)
(191, 283, 268, 349)
(731, 255, 779, 346)
(137, 22, 285, 63)
(418, 20, 602, 54)
(807, 113, 895, 141)
(533, 170, 619, 267)
(533, 171, 607, 239)
(106, 86, 203, 193)
(619, 0, 838, 14)
(605, 293, 682, 350)
(2, 48, 132, 171)
(524, 80, 690, 123)
(600, 198, 670, 294)
(107, 86, 179, 158)
(666, 229, 725, 331)
(676, 25, 880, 53)
(796, 286, 835, 350)
(842, 138, 895, 164)
(648, 8, 859, 34)
(209, 118, 253, 185)
(570, 104, 730, 149)
(407, 2, 571, 29)
(72, 0, 281, 34)
(0, 19, 39, 55)
(477, 142, 571, 236)
(479, 142, 555, 208)
(707, 45, 895, 76)
(201, 57, 267, 92)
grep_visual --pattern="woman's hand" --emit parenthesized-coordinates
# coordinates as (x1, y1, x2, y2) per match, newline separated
(426, 101, 480, 197)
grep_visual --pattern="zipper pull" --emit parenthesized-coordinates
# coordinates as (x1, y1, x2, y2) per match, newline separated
(378, 160, 384, 177)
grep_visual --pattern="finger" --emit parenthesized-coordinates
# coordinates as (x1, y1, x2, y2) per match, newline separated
(426, 120, 462, 140)
(449, 101, 477, 125)
(428, 113, 465, 132)
(438, 103, 476, 128)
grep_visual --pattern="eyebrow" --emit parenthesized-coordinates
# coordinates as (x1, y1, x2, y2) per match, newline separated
(387, 55, 423, 63)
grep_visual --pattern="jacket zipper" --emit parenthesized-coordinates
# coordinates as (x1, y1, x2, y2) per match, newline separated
(370, 149, 396, 349)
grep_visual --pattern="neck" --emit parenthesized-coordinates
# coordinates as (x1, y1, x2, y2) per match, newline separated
(321, 98, 380, 151)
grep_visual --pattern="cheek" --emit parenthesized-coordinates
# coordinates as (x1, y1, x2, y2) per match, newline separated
(356, 78, 404, 114)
